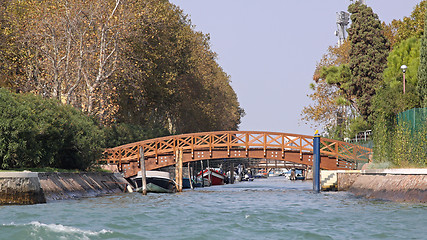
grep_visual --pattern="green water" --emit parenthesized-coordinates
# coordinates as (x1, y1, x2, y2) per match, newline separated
(0, 177, 425, 240)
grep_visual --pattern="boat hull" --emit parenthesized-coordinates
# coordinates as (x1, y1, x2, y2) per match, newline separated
(197, 169, 225, 185)
(133, 171, 176, 193)
(182, 178, 197, 189)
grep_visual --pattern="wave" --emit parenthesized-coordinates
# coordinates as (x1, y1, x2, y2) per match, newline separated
(2, 221, 113, 239)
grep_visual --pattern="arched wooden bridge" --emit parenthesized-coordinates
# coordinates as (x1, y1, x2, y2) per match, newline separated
(99, 131, 372, 178)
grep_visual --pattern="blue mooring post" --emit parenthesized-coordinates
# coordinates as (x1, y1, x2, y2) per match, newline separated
(313, 131, 321, 193)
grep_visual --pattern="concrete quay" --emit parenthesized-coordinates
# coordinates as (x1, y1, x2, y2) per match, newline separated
(321, 169, 427, 203)
(0, 172, 129, 205)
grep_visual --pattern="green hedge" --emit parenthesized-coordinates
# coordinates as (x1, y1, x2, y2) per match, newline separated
(373, 111, 427, 167)
(0, 89, 104, 170)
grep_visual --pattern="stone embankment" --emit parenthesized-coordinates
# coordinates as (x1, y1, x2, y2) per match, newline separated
(0, 172, 129, 205)
(322, 169, 427, 203)
(0, 172, 45, 205)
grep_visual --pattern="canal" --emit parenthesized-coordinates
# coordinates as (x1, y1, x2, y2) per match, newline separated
(1, 177, 425, 239)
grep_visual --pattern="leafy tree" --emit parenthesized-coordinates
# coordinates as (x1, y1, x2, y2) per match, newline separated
(383, 37, 420, 90)
(302, 41, 350, 133)
(347, 2, 390, 121)
(0, 0, 244, 142)
(383, 1, 426, 47)
(418, 4, 427, 108)
(116, 0, 243, 134)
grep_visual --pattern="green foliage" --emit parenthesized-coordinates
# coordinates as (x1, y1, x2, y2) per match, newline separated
(383, 37, 420, 88)
(373, 113, 427, 167)
(390, 1, 426, 46)
(116, 0, 243, 134)
(322, 65, 351, 90)
(372, 84, 420, 121)
(418, 5, 427, 108)
(0, 88, 104, 170)
(1, 0, 244, 136)
(320, 64, 353, 105)
(346, 116, 369, 138)
(348, 2, 390, 120)
(103, 123, 169, 149)
(372, 36, 422, 124)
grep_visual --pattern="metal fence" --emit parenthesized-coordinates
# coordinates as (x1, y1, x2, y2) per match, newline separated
(397, 108, 427, 133)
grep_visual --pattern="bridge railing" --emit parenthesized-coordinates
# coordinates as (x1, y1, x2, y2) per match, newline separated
(99, 131, 372, 166)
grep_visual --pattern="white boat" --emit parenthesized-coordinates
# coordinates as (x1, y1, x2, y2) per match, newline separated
(133, 170, 176, 193)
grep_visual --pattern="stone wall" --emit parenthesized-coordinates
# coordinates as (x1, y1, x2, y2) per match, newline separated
(39, 172, 128, 202)
(349, 174, 427, 203)
(0, 172, 129, 205)
(337, 172, 360, 191)
(320, 170, 361, 191)
(322, 169, 427, 203)
(0, 172, 45, 205)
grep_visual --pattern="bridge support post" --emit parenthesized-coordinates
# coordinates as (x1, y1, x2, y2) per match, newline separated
(313, 131, 321, 193)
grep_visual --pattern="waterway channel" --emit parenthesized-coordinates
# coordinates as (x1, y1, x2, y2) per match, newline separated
(0, 176, 426, 239)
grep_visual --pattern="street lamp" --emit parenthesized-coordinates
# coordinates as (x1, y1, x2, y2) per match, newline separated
(401, 65, 407, 94)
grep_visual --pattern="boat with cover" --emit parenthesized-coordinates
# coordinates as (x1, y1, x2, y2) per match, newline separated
(182, 177, 197, 189)
(197, 168, 226, 185)
(133, 170, 176, 193)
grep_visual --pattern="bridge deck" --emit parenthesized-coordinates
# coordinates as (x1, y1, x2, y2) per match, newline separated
(98, 131, 372, 178)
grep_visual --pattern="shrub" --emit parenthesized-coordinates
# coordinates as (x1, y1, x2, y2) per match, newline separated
(0, 88, 104, 170)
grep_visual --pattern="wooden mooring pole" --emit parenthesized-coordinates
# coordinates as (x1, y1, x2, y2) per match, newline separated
(201, 160, 204, 187)
(188, 162, 193, 190)
(139, 147, 147, 195)
(207, 159, 211, 185)
(230, 163, 234, 184)
(176, 148, 183, 192)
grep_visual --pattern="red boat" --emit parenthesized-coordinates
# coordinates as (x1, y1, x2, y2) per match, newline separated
(197, 168, 226, 185)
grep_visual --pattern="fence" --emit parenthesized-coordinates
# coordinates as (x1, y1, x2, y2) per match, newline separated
(397, 108, 427, 134)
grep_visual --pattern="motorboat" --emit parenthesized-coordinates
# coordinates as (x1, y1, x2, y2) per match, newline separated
(133, 170, 176, 193)
(197, 168, 225, 185)
(254, 169, 268, 178)
(182, 177, 197, 189)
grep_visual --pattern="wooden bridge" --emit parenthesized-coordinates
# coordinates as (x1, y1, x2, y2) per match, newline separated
(99, 131, 372, 178)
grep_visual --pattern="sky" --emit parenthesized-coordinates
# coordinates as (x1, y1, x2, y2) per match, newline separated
(169, 0, 422, 135)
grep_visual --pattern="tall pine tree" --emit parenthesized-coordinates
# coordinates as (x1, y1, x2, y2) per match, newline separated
(418, 4, 427, 108)
(347, 2, 390, 120)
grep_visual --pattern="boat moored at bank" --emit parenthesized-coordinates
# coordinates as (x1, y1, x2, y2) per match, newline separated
(197, 168, 226, 186)
(133, 170, 176, 193)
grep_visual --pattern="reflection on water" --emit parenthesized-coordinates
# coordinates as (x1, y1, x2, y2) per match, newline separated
(0, 177, 426, 240)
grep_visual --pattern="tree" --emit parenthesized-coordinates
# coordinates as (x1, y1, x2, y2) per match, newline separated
(115, 0, 243, 134)
(383, 1, 426, 48)
(1, 0, 244, 137)
(383, 37, 420, 88)
(347, 2, 390, 121)
(302, 40, 351, 136)
(418, 4, 427, 108)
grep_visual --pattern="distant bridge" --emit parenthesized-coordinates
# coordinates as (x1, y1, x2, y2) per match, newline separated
(98, 131, 372, 177)
(99, 131, 372, 178)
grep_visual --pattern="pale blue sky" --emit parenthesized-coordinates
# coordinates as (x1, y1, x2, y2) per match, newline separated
(169, 0, 422, 135)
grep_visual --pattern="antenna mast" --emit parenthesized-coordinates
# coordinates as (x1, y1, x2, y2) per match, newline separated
(335, 0, 366, 46)
(350, 0, 366, 4)
(335, 11, 350, 46)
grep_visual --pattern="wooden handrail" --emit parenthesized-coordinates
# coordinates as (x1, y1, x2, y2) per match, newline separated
(99, 131, 372, 166)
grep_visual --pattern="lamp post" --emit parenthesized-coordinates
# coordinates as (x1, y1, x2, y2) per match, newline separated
(401, 65, 407, 94)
